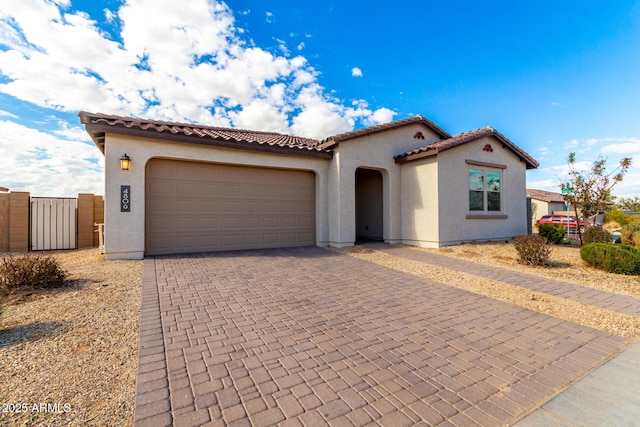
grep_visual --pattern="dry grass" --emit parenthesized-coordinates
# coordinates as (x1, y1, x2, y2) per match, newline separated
(340, 242, 640, 339)
(0, 249, 142, 427)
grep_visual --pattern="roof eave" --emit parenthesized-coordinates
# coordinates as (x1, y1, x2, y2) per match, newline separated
(84, 123, 333, 159)
(395, 148, 438, 163)
(321, 115, 451, 150)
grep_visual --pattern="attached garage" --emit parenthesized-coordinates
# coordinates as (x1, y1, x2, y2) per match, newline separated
(145, 159, 315, 255)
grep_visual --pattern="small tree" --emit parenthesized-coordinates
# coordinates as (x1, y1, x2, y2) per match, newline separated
(562, 153, 632, 246)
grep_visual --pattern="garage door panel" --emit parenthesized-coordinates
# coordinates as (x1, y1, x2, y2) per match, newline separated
(146, 159, 315, 255)
(281, 233, 298, 244)
(263, 202, 280, 213)
(299, 217, 314, 227)
(198, 217, 221, 229)
(243, 218, 261, 228)
(220, 201, 241, 214)
(223, 184, 243, 197)
(243, 201, 261, 213)
(281, 217, 298, 228)
(263, 217, 279, 228)
(198, 200, 220, 214)
(242, 234, 262, 245)
(300, 231, 315, 241)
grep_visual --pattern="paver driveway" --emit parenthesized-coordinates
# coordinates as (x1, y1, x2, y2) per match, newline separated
(134, 246, 629, 426)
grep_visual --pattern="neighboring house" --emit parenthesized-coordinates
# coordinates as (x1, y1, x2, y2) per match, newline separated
(80, 112, 538, 259)
(527, 189, 566, 227)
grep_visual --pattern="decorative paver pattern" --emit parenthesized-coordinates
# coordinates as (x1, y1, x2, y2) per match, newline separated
(364, 242, 640, 317)
(134, 246, 630, 426)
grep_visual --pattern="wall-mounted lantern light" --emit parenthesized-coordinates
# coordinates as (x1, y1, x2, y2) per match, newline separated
(120, 153, 131, 171)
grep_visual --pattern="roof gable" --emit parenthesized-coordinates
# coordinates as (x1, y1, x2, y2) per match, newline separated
(78, 112, 331, 158)
(394, 127, 539, 170)
(319, 115, 451, 149)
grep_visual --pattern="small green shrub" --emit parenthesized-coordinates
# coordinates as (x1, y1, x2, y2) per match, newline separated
(0, 254, 67, 290)
(514, 234, 553, 266)
(537, 223, 566, 244)
(582, 227, 613, 245)
(580, 243, 640, 275)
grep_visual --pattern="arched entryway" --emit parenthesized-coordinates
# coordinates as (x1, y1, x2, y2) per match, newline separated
(355, 168, 384, 241)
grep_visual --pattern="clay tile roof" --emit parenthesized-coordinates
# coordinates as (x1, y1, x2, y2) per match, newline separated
(78, 112, 331, 158)
(526, 189, 565, 203)
(319, 115, 451, 149)
(395, 127, 539, 170)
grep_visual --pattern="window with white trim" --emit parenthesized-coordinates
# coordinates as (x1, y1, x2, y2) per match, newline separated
(468, 167, 501, 212)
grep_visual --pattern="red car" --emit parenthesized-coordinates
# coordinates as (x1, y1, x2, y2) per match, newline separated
(537, 215, 585, 229)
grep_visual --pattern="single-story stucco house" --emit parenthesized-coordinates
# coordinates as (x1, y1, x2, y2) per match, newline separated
(79, 112, 538, 259)
(527, 189, 567, 227)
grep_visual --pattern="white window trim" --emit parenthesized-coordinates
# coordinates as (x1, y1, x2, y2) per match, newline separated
(467, 161, 505, 217)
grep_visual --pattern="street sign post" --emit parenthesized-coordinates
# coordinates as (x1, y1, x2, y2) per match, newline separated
(561, 187, 574, 195)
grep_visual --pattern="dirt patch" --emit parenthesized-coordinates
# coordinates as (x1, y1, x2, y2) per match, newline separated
(0, 248, 142, 427)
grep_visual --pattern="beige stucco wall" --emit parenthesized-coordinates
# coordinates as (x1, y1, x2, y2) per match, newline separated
(102, 134, 331, 259)
(435, 136, 528, 245)
(328, 124, 442, 247)
(400, 156, 440, 247)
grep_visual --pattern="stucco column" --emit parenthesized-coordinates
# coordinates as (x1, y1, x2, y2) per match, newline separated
(327, 153, 356, 247)
(104, 138, 146, 259)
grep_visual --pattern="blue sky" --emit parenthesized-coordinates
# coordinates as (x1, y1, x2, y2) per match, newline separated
(1, 0, 639, 197)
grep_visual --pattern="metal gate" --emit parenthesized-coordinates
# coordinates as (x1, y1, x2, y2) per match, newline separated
(31, 197, 77, 250)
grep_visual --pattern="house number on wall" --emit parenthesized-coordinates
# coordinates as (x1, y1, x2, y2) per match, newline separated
(121, 185, 131, 212)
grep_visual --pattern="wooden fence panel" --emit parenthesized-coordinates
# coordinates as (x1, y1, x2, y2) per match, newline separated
(31, 198, 77, 250)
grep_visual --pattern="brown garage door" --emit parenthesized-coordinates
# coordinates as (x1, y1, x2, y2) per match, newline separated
(145, 159, 315, 255)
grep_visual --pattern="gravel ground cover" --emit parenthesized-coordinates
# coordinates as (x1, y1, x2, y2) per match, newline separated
(0, 249, 142, 427)
(337, 242, 640, 339)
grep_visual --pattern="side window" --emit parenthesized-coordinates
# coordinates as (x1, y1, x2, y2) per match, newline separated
(468, 168, 484, 211)
(468, 167, 502, 212)
(486, 170, 501, 211)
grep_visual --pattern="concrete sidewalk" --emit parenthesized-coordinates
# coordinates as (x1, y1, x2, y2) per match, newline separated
(514, 339, 640, 426)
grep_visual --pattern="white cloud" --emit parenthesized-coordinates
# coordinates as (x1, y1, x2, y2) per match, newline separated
(526, 178, 560, 193)
(104, 8, 115, 23)
(0, 0, 402, 194)
(0, 0, 390, 135)
(0, 109, 18, 118)
(366, 107, 396, 126)
(601, 140, 640, 154)
(0, 119, 103, 196)
(351, 67, 363, 77)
